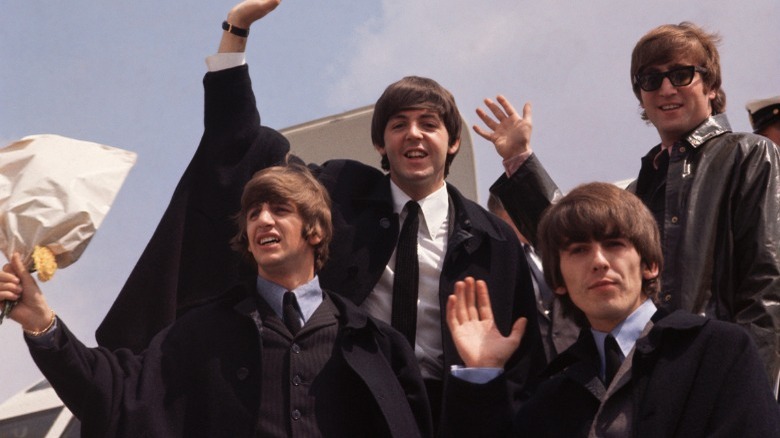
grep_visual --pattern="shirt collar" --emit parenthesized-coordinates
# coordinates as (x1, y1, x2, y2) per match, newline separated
(255, 275, 323, 323)
(591, 298, 657, 361)
(389, 180, 449, 240)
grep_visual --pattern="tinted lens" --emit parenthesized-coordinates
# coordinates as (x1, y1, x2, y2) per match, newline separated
(667, 67, 695, 87)
(638, 73, 663, 92)
(637, 66, 697, 92)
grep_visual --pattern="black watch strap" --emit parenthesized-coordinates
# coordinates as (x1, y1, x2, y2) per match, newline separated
(222, 21, 249, 38)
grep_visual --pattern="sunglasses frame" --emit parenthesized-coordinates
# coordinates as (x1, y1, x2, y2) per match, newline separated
(634, 66, 708, 92)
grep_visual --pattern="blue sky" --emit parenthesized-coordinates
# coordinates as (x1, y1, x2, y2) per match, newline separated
(1, 0, 778, 403)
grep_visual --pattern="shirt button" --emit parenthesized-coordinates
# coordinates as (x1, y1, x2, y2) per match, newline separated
(236, 367, 249, 381)
(670, 216, 679, 224)
(664, 294, 672, 302)
(291, 343, 301, 354)
(678, 146, 686, 153)
(292, 375, 302, 386)
(291, 409, 301, 420)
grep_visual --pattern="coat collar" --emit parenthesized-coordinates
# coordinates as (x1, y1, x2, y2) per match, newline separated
(230, 277, 381, 336)
(634, 309, 707, 356)
(355, 175, 508, 244)
(542, 309, 708, 381)
(642, 113, 733, 160)
(685, 113, 732, 148)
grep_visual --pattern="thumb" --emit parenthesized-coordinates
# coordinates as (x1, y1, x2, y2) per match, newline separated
(507, 317, 527, 346)
(11, 253, 41, 298)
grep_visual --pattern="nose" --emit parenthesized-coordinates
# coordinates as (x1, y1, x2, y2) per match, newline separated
(657, 76, 677, 95)
(256, 205, 275, 225)
(406, 122, 423, 139)
(591, 245, 609, 271)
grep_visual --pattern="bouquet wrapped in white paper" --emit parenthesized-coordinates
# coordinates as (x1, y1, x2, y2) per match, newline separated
(0, 134, 137, 323)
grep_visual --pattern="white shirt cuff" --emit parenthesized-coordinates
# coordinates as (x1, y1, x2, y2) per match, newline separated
(450, 365, 503, 384)
(205, 52, 246, 72)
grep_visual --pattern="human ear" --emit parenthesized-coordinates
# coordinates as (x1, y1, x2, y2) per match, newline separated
(307, 229, 323, 246)
(642, 262, 659, 280)
(554, 286, 568, 296)
(448, 138, 461, 155)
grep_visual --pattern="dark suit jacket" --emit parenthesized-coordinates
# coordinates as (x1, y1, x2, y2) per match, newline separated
(443, 310, 780, 437)
(31, 285, 431, 437)
(96, 64, 546, 409)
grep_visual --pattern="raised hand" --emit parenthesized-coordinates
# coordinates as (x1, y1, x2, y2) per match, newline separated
(446, 277, 526, 368)
(473, 95, 533, 160)
(219, 0, 283, 53)
(227, 0, 283, 28)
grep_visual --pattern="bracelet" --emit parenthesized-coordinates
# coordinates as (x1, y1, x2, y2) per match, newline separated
(222, 21, 249, 38)
(24, 310, 56, 337)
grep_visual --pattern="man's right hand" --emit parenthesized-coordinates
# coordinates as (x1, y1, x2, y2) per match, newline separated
(473, 95, 533, 160)
(446, 277, 526, 368)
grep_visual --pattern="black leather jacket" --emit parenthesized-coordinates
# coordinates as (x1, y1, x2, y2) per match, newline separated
(492, 114, 780, 392)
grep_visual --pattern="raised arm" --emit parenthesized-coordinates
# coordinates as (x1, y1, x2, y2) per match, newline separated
(477, 95, 561, 248)
(96, 0, 290, 353)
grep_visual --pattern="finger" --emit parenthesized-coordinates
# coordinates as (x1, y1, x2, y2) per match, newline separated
(483, 98, 508, 121)
(472, 124, 493, 142)
(463, 277, 479, 321)
(474, 107, 498, 130)
(475, 280, 494, 321)
(507, 317, 528, 346)
(445, 294, 461, 331)
(521, 102, 533, 125)
(0, 275, 22, 294)
(452, 280, 469, 324)
(496, 95, 518, 118)
(11, 253, 38, 293)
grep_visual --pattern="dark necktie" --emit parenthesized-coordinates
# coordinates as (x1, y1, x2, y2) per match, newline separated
(283, 291, 302, 335)
(392, 201, 421, 346)
(604, 334, 622, 386)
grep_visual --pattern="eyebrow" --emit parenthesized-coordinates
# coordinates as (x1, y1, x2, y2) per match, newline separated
(389, 110, 441, 120)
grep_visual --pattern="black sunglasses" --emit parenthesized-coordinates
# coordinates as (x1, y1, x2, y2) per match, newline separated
(634, 65, 708, 92)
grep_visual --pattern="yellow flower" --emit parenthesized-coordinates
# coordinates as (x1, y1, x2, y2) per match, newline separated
(32, 246, 57, 282)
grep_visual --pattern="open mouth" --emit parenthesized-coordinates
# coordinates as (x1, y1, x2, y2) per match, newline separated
(659, 104, 682, 111)
(405, 150, 427, 158)
(259, 237, 280, 245)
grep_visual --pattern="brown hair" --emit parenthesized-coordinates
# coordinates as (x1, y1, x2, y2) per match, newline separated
(537, 182, 663, 302)
(231, 162, 332, 271)
(631, 22, 726, 120)
(371, 76, 462, 176)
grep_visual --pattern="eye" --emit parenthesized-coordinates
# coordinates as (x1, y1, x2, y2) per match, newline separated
(272, 203, 294, 215)
(390, 120, 407, 130)
(603, 238, 629, 249)
(565, 244, 588, 255)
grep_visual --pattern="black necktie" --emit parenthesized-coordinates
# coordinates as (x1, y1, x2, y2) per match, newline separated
(283, 291, 302, 335)
(604, 334, 622, 386)
(392, 201, 420, 346)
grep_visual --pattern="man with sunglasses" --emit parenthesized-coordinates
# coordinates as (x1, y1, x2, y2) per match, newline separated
(478, 22, 780, 394)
